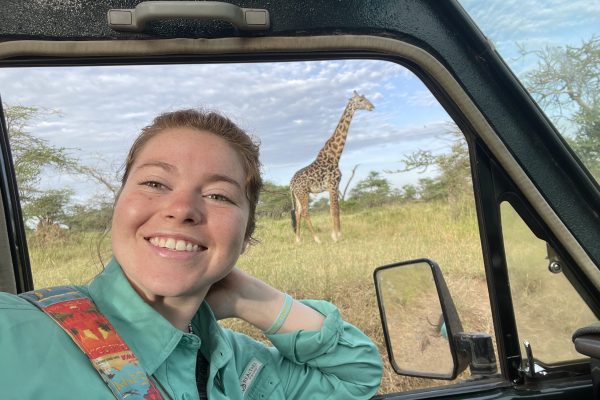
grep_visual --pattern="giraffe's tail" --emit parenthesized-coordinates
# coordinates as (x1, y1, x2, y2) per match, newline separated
(291, 208, 297, 232)
(290, 190, 297, 232)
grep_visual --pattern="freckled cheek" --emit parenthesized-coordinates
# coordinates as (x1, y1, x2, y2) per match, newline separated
(112, 195, 152, 238)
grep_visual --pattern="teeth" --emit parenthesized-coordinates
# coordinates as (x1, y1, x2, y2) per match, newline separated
(149, 237, 200, 252)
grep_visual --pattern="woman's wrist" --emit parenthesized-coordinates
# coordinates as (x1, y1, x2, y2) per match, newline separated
(263, 293, 294, 335)
(232, 274, 286, 330)
(235, 280, 325, 334)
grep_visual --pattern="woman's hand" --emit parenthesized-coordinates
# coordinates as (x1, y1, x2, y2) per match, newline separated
(206, 268, 325, 333)
(205, 267, 249, 320)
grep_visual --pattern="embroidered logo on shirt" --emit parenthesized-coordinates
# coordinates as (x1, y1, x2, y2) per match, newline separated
(239, 357, 263, 394)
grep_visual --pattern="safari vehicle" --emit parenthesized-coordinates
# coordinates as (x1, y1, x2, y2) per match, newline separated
(0, 1, 599, 399)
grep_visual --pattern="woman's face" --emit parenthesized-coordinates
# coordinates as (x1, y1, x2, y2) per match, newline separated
(111, 128, 249, 301)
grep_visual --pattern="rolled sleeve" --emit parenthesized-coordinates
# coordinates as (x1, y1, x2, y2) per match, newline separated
(266, 300, 382, 399)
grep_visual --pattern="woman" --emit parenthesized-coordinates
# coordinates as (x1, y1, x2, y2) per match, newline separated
(0, 109, 383, 399)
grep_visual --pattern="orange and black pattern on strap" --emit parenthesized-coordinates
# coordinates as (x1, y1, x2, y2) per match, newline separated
(20, 286, 163, 400)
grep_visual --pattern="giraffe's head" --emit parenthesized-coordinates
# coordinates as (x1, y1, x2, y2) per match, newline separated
(350, 90, 375, 111)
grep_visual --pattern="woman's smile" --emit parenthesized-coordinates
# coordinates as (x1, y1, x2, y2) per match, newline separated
(147, 236, 204, 252)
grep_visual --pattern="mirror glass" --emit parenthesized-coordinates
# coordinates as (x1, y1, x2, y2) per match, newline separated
(376, 261, 454, 376)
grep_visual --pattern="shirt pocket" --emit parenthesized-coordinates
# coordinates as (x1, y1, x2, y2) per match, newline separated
(242, 360, 283, 400)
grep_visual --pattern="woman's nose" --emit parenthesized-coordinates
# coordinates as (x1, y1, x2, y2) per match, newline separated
(163, 191, 202, 224)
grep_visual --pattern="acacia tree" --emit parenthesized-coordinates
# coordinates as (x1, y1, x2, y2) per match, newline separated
(256, 181, 291, 218)
(520, 35, 599, 177)
(399, 125, 472, 203)
(348, 171, 395, 208)
(21, 188, 73, 228)
(3, 104, 77, 204)
(3, 104, 119, 228)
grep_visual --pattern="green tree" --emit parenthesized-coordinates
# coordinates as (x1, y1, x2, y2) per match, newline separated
(415, 177, 445, 201)
(520, 35, 599, 177)
(256, 181, 291, 218)
(309, 197, 330, 212)
(4, 104, 122, 229)
(348, 171, 394, 208)
(21, 188, 73, 228)
(400, 126, 471, 203)
(3, 104, 78, 203)
(65, 200, 114, 232)
(399, 184, 418, 202)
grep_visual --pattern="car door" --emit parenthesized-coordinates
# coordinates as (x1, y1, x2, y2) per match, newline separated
(0, 1, 598, 399)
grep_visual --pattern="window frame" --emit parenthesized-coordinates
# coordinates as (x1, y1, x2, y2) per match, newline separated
(1, 5, 598, 396)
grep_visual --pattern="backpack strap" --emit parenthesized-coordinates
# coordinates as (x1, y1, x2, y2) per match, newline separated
(19, 286, 163, 400)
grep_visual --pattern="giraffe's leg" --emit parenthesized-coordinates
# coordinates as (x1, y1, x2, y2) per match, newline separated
(299, 193, 321, 243)
(329, 188, 341, 242)
(294, 197, 303, 243)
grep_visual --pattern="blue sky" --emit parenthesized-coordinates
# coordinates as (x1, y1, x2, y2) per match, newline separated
(460, 0, 599, 65)
(0, 0, 598, 204)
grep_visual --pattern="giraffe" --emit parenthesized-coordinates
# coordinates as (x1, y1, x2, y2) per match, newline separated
(290, 91, 374, 243)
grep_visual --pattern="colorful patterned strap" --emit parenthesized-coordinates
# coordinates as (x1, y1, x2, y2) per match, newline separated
(19, 286, 163, 400)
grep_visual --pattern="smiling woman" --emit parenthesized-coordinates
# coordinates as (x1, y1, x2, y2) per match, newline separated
(0, 108, 383, 399)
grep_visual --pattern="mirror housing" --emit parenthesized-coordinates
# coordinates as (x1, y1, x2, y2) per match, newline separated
(374, 258, 497, 380)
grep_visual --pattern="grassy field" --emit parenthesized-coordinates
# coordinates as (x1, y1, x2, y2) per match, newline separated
(26, 200, 594, 394)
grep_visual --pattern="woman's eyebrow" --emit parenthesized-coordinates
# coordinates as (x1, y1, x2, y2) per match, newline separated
(135, 160, 175, 172)
(205, 173, 243, 190)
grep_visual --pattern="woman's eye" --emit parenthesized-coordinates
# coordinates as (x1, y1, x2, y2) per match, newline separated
(141, 181, 166, 190)
(205, 193, 232, 203)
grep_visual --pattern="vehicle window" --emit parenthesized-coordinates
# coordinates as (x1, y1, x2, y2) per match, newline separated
(459, 0, 600, 184)
(0, 60, 493, 393)
(500, 201, 597, 363)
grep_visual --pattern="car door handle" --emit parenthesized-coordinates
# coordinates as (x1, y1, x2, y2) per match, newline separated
(107, 1, 270, 32)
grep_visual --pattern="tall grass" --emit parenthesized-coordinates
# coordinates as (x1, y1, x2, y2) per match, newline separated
(28, 229, 110, 287)
(27, 199, 593, 394)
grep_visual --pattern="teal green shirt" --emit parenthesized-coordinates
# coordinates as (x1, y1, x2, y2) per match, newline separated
(0, 259, 382, 399)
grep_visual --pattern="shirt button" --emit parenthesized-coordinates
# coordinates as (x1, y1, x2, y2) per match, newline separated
(182, 393, 193, 400)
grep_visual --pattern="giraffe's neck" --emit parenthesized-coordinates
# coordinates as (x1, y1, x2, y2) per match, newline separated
(315, 102, 356, 164)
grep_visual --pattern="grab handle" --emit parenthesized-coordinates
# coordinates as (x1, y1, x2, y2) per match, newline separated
(107, 1, 270, 32)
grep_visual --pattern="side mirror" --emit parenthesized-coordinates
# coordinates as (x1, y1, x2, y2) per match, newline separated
(374, 258, 497, 380)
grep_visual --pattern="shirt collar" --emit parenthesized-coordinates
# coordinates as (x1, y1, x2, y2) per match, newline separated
(88, 258, 233, 374)
(88, 257, 183, 375)
(192, 302, 233, 371)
